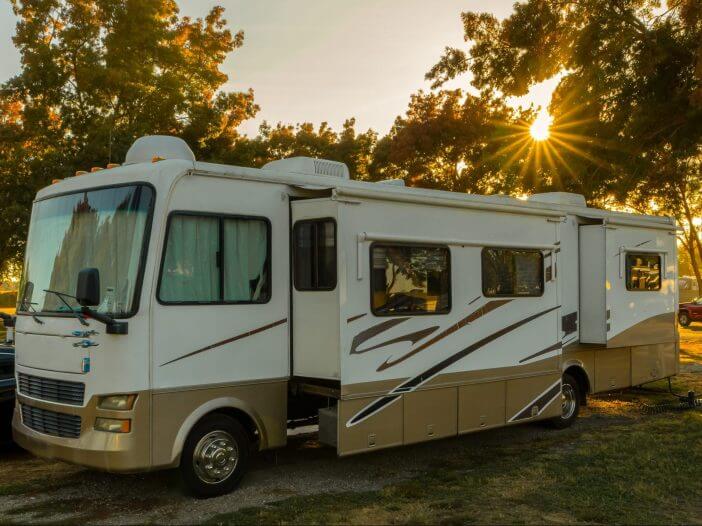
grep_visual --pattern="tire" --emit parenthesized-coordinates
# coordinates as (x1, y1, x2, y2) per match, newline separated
(679, 312, 691, 327)
(180, 413, 250, 498)
(549, 373, 580, 429)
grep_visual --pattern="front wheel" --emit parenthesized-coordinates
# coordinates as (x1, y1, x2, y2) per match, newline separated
(679, 312, 691, 327)
(180, 413, 250, 498)
(549, 374, 580, 429)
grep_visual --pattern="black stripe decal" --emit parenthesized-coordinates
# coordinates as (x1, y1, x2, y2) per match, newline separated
(344, 395, 401, 427)
(509, 381, 562, 422)
(518, 342, 562, 364)
(347, 305, 560, 427)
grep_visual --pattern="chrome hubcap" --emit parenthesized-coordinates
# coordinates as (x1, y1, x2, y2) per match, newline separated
(561, 384, 577, 420)
(193, 430, 238, 484)
(680, 315, 689, 324)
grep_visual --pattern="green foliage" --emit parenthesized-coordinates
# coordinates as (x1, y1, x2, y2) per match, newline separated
(0, 0, 259, 271)
(426, 0, 702, 286)
(223, 118, 378, 180)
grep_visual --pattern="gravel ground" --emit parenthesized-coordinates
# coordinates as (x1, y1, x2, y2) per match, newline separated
(1, 327, 700, 525)
(0, 419, 583, 524)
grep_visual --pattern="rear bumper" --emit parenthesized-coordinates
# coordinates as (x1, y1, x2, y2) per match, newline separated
(12, 391, 151, 473)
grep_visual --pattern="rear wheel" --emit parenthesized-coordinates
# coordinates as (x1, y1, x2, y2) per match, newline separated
(549, 374, 580, 429)
(180, 413, 250, 498)
(679, 312, 691, 327)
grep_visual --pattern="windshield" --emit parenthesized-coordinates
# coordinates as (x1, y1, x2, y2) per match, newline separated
(18, 184, 154, 317)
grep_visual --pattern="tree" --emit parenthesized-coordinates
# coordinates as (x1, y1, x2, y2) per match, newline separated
(370, 88, 550, 195)
(222, 119, 378, 180)
(427, 0, 702, 286)
(0, 0, 258, 272)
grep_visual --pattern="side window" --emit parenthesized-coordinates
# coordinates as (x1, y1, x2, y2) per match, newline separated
(159, 213, 270, 304)
(293, 219, 337, 291)
(482, 248, 544, 297)
(159, 215, 220, 303)
(626, 253, 661, 291)
(371, 244, 450, 315)
(223, 217, 270, 302)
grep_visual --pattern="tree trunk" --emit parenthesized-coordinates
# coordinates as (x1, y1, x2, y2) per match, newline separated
(680, 195, 702, 291)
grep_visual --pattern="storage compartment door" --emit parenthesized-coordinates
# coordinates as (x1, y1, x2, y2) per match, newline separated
(291, 199, 341, 379)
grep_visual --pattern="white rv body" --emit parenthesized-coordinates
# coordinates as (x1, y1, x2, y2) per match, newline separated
(13, 137, 678, 480)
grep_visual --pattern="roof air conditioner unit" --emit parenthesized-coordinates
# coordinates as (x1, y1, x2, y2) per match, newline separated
(263, 157, 350, 179)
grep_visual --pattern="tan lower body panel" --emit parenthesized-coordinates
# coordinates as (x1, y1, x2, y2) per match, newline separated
(631, 343, 678, 385)
(563, 341, 679, 394)
(458, 381, 505, 433)
(403, 387, 457, 444)
(506, 373, 561, 423)
(14, 379, 287, 472)
(594, 347, 631, 392)
(13, 390, 151, 473)
(151, 379, 288, 468)
(338, 368, 560, 456)
(337, 395, 404, 456)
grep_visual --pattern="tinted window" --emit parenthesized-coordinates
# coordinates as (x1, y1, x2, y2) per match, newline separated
(293, 219, 337, 290)
(626, 253, 661, 291)
(159, 214, 270, 304)
(371, 244, 450, 315)
(482, 248, 543, 297)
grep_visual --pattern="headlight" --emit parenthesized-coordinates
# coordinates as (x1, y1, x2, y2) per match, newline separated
(97, 394, 136, 411)
(94, 417, 131, 433)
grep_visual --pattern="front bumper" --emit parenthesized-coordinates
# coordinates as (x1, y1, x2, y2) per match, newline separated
(12, 390, 151, 473)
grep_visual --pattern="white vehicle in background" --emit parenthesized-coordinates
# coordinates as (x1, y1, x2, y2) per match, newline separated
(12, 136, 679, 497)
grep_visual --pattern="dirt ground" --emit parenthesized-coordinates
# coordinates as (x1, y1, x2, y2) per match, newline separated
(1, 329, 701, 525)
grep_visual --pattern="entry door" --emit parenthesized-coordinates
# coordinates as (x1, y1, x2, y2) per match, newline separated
(291, 199, 341, 380)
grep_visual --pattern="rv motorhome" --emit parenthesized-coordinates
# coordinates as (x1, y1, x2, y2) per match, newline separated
(12, 136, 678, 497)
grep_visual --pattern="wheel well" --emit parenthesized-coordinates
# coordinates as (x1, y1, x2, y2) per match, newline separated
(203, 407, 260, 446)
(564, 365, 590, 401)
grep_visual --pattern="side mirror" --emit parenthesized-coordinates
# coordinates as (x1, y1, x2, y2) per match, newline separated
(76, 268, 100, 307)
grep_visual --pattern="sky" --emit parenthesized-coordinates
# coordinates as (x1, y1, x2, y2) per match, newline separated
(0, 0, 558, 137)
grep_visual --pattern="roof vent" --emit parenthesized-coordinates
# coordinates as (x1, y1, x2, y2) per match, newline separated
(263, 157, 350, 179)
(527, 192, 587, 207)
(125, 135, 195, 165)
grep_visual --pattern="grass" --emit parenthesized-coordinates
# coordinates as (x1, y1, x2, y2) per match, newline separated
(208, 410, 702, 525)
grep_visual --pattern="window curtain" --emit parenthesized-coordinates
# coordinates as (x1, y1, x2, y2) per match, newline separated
(223, 219, 268, 301)
(160, 216, 219, 302)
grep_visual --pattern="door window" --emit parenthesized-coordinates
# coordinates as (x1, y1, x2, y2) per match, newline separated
(293, 219, 337, 291)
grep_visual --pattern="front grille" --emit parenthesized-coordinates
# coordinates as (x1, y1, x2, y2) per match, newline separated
(18, 373, 85, 406)
(21, 404, 82, 438)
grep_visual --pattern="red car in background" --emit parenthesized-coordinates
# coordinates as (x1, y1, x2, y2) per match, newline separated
(678, 298, 702, 327)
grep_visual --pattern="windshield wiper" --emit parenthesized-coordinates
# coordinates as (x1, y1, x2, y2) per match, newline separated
(19, 297, 44, 325)
(19, 281, 44, 324)
(43, 289, 89, 326)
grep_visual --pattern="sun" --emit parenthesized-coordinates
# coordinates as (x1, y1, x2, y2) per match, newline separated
(530, 111, 552, 141)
